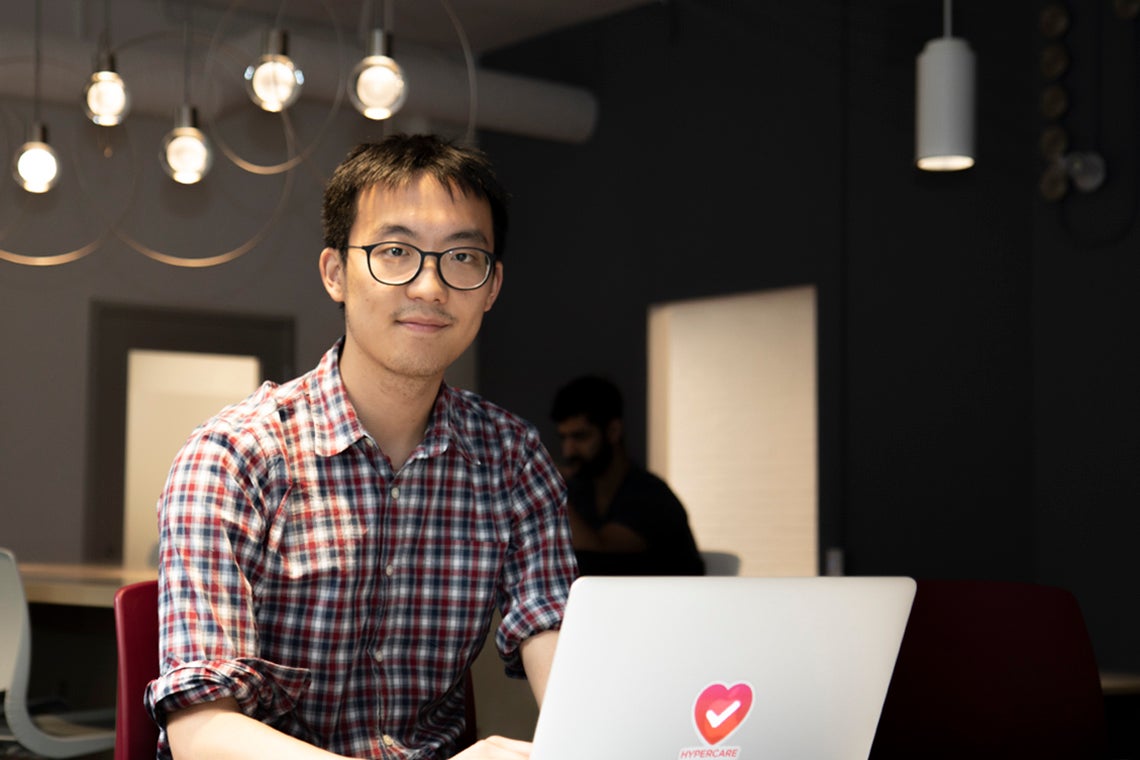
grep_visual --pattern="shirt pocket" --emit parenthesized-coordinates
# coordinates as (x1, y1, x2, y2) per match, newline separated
(271, 488, 367, 583)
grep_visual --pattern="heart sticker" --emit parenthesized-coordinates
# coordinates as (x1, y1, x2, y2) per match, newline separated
(692, 682, 754, 746)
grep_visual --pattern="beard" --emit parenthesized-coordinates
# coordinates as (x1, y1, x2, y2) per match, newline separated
(568, 438, 614, 480)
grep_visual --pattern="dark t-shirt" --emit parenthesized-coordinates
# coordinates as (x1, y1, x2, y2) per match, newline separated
(567, 466, 705, 576)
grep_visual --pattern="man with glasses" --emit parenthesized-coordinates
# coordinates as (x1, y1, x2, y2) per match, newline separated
(148, 134, 578, 760)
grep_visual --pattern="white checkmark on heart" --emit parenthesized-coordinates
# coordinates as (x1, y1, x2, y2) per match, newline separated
(693, 682, 754, 745)
(705, 700, 741, 728)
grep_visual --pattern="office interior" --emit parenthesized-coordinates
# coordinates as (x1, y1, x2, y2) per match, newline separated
(1, 0, 1138, 755)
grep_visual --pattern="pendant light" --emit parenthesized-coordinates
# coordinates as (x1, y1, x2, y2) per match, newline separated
(161, 13, 212, 184)
(349, 0, 407, 120)
(915, 0, 976, 171)
(13, 0, 60, 193)
(244, 27, 304, 112)
(84, 0, 130, 126)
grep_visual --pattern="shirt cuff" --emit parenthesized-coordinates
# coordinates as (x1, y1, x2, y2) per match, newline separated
(146, 657, 311, 726)
(496, 594, 566, 679)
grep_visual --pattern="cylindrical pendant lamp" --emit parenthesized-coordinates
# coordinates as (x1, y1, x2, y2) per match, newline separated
(915, 1, 975, 172)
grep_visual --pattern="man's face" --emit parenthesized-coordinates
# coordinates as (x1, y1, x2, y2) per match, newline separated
(320, 175, 502, 384)
(557, 414, 613, 479)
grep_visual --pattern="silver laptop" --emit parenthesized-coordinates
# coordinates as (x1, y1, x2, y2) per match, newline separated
(531, 575, 915, 760)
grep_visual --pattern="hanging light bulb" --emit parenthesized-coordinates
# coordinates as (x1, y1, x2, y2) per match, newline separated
(84, 51, 131, 126)
(13, 0, 59, 193)
(915, 0, 975, 171)
(161, 15, 211, 184)
(161, 104, 212, 184)
(350, 28, 407, 120)
(13, 122, 59, 194)
(84, 0, 130, 126)
(244, 28, 304, 112)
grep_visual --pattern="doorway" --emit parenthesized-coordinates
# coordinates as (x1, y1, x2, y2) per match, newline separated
(85, 303, 294, 563)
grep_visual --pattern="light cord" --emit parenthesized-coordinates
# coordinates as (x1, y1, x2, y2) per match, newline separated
(33, 0, 42, 123)
(439, 0, 477, 144)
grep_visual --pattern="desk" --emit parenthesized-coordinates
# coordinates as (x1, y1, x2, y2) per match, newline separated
(19, 563, 157, 608)
(16, 563, 154, 726)
(1101, 670, 1140, 697)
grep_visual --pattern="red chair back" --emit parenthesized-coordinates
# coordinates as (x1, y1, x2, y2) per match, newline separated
(870, 579, 1107, 759)
(113, 580, 160, 760)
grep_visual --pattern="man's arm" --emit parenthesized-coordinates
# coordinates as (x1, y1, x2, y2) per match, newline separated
(167, 700, 535, 760)
(166, 699, 348, 760)
(518, 629, 560, 707)
(565, 504, 647, 553)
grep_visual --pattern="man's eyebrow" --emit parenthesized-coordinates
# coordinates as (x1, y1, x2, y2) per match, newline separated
(444, 228, 490, 246)
(373, 224, 489, 247)
(375, 223, 416, 239)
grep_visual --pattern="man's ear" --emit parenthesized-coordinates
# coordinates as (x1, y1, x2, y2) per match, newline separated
(319, 247, 346, 304)
(606, 419, 623, 445)
(482, 262, 504, 312)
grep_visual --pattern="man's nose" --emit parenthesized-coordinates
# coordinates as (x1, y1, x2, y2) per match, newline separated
(405, 257, 448, 301)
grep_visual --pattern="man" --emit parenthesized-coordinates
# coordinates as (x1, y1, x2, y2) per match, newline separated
(550, 375, 704, 576)
(146, 135, 578, 760)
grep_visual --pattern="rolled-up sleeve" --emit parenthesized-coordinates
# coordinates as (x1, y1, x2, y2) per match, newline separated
(147, 658, 310, 726)
(495, 431, 578, 677)
(145, 423, 302, 727)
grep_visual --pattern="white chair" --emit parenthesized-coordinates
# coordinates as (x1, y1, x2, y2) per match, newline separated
(700, 550, 742, 576)
(0, 547, 116, 757)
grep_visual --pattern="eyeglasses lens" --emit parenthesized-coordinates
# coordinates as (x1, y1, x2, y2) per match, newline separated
(439, 249, 491, 289)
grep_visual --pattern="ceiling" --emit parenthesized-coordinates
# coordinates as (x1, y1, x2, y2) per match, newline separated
(0, 0, 661, 141)
(2, 0, 656, 56)
(0, 0, 656, 143)
(192, 0, 656, 54)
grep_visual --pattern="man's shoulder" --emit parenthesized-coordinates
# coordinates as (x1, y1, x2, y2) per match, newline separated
(441, 386, 546, 463)
(187, 370, 314, 454)
(624, 463, 669, 489)
(443, 386, 537, 435)
(622, 465, 685, 503)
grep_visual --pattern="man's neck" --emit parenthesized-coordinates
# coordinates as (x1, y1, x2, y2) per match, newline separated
(339, 349, 443, 470)
(592, 449, 631, 516)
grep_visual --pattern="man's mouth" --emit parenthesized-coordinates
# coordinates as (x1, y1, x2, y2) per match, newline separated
(395, 310, 453, 330)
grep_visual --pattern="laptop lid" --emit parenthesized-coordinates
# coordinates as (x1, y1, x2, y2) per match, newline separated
(531, 575, 915, 760)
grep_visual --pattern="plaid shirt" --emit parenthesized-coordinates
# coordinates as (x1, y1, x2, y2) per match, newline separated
(145, 339, 577, 759)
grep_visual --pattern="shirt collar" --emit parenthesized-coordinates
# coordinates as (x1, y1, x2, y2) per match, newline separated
(418, 383, 482, 465)
(309, 338, 480, 465)
(309, 338, 367, 457)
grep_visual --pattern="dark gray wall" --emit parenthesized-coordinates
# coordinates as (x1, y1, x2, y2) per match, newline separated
(476, 0, 1139, 672)
(1, 0, 1136, 675)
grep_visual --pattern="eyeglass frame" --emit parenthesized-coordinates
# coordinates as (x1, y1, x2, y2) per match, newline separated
(345, 240, 498, 291)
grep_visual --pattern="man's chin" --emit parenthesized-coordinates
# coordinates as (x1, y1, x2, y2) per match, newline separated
(573, 460, 608, 480)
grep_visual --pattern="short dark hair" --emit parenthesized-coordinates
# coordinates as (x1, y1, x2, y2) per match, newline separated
(550, 375, 624, 429)
(321, 133, 510, 261)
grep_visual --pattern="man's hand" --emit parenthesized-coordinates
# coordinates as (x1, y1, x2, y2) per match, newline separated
(169, 701, 538, 759)
(454, 736, 532, 758)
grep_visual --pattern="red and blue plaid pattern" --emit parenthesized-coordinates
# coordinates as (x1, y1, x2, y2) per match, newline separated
(145, 340, 577, 759)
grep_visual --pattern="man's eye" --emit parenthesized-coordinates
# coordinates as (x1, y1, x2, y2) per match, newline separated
(380, 245, 409, 258)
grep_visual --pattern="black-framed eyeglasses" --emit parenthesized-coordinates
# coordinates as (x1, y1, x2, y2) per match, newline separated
(346, 241, 496, 291)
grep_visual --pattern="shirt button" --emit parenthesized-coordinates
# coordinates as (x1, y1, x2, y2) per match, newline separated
(385, 564, 395, 577)
(373, 649, 384, 662)
(391, 486, 400, 500)
(382, 735, 395, 747)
